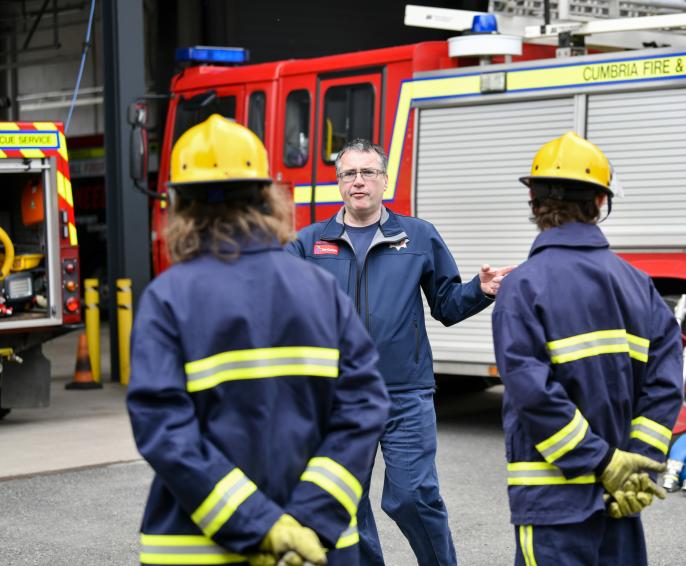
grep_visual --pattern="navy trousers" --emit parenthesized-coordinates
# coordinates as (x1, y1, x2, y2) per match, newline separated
(514, 511, 647, 566)
(358, 389, 457, 566)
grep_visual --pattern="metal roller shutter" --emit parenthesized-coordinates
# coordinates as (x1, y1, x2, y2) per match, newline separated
(415, 97, 575, 371)
(586, 88, 686, 249)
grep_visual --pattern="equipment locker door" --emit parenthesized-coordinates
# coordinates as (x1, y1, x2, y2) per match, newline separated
(415, 96, 576, 375)
(586, 87, 686, 249)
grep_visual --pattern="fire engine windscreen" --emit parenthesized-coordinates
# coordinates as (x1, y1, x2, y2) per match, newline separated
(172, 91, 236, 146)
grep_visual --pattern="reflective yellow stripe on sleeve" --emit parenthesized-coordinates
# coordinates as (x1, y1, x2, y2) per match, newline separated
(301, 456, 362, 518)
(546, 329, 649, 364)
(140, 534, 246, 564)
(191, 468, 257, 538)
(535, 409, 589, 463)
(185, 346, 340, 393)
(507, 461, 596, 485)
(631, 416, 672, 455)
(627, 334, 650, 362)
(335, 516, 359, 549)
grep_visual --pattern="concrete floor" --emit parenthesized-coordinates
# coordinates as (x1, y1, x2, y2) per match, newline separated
(1, 329, 684, 566)
(0, 326, 140, 479)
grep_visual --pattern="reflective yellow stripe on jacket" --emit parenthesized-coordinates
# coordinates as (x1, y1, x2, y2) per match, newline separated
(140, 534, 246, 564)
(335, 516, 359, 549)
(631, 416, 672, 454)
(535, 409, 589, 463)
(546, 329, 649, 364)
(191, 468, 257, 538)
(507, 462, 596, 485)
(301, 456, 362, 519)
(185, 346, 340, 393)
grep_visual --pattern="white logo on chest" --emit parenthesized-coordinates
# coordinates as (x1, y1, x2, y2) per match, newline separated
(389, 238, 409, 251)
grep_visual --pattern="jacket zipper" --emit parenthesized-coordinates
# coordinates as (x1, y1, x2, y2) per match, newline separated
(414, 320, 419, 363)
(365, 267, 370, 331)
(355, 259, 367, 326)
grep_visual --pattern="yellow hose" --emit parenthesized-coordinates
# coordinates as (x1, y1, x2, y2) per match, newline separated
(0, 226, 15, 280)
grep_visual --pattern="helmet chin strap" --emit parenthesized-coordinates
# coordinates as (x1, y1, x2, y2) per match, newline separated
(598, 196, 613, 223)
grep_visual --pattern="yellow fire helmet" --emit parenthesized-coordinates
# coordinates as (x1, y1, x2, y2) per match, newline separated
(169, 114, 271, 188)
(520, 131, 613, 196)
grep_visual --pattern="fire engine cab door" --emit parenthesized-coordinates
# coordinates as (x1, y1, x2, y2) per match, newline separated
(312, 72, 383, 223)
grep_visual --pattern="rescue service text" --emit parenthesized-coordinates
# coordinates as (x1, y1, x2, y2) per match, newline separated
(0, 132, 59, 148)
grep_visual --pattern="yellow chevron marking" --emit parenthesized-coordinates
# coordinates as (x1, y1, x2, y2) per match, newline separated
(57, 170, 74, 207)
(69, 223, 78, 246)
(33, 122, 68, 161)
(20, 149, 46, 158)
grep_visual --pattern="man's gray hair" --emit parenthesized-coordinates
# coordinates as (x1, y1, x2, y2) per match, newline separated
(335, 138, 388, 175)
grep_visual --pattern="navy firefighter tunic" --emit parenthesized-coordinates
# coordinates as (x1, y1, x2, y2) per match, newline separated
(492, 222, 683, 526)
(127, 237, 390, 566)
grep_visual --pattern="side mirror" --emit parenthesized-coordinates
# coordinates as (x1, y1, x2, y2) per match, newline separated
(129, 123, 149, 183)
(127, 95, 169, 200)
(128, 100, 150, 183)
(128, 100, 149, 128)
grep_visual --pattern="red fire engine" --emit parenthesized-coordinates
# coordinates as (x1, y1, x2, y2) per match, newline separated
(129, 19, 686, 411)
(144, 39, 555, 274)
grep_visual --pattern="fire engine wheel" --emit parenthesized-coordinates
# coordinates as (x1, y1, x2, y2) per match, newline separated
(0, 225, 15, 279)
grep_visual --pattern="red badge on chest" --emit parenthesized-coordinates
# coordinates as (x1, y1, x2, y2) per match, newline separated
(313, 241, 339, 255)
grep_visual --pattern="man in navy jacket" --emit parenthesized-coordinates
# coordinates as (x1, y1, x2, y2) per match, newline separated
(286, 138, 512, 566)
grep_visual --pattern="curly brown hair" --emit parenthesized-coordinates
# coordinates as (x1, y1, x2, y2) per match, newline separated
(165, 184, 293, 263)
(529, 196, 601, 231)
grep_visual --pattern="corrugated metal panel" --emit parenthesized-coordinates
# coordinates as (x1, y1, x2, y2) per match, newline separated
(587, 88, 686, 249)
(416, 97, 575, 367)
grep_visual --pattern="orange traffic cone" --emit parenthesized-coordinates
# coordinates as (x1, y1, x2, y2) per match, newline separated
(65, 333, 102, 390)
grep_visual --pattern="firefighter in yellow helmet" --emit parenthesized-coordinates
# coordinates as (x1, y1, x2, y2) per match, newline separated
(491, 132, 683, 565)
(127, 114, 390, 566)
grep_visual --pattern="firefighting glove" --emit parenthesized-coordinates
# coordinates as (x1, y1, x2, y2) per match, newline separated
(599, 449, 666, 496)
(276, 550, 321, 566)
(248, 554, 277, 566)
(250, 553, 320, 566)
(603, 473, 667, 519)
(259, 515, 327, 566)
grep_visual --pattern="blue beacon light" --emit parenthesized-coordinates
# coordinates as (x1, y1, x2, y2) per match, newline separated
(175, 46, 250, 64)
(470, 14, 499, 34)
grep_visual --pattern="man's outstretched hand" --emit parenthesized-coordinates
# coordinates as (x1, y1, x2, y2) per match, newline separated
(479, 264, 516, 296)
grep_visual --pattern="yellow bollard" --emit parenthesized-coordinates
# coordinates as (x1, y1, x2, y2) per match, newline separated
(84, 279, 101, 383)
(117, 278, 133, 385)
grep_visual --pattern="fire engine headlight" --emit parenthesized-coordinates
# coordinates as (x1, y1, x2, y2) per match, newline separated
(4, 272, 33, 301)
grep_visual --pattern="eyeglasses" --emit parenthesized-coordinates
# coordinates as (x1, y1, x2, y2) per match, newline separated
(337, 168, 385, 183)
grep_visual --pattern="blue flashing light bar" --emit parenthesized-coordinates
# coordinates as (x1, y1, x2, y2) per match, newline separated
(175, 46, 250, 65)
